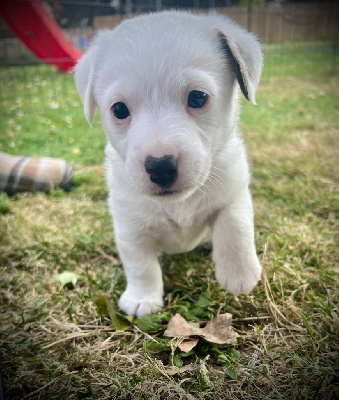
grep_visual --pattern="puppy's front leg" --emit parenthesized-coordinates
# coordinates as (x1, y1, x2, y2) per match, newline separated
(116, 235, 163, 317)
(212, 189, 262, 296)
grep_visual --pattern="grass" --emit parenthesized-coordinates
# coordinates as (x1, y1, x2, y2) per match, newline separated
(0, 43, 338, 399)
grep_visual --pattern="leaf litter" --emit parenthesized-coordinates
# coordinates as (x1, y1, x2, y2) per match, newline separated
(164, 313, 239, 352)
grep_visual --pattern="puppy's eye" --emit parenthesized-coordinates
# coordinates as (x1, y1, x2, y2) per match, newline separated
(187, 90, 208, 109)
(111, 102, 130, 120)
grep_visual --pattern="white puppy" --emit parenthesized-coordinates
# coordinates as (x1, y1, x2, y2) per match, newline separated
(75, 11, 263, 317)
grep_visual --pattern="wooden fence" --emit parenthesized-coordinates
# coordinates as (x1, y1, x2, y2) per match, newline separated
(0, 2, 338, 59)
(92, 2, 338, 43)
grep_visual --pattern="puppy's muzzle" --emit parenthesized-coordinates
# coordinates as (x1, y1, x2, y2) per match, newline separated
(145, 155, 178, 188)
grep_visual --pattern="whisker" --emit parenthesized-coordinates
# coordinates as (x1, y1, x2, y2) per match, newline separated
(214, 154, 247, 163)
(209, 174, 226, 186)
(209, 172, 226, 186)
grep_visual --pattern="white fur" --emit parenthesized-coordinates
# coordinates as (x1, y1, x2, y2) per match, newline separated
(75, 11, 263, 317)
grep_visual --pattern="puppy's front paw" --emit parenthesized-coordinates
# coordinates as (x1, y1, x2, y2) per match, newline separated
(216, 257, 262, 296)
(118, 289, 164, 317)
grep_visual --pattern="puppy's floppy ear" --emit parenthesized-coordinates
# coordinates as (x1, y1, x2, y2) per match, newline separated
(74, 51, 97, 126)
(216, 25, 263, 104)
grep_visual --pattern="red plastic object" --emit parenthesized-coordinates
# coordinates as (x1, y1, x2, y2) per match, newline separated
(0, 0, 83, 72)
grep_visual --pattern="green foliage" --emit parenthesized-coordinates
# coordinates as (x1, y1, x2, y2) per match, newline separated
(168, 293, 216, 322)
(135, 312, 170, 332)
(96, 295, 132, 331)
(0, 192, 10, 214)
(216, 348, 241, 380)
(77, 384, 94, 399)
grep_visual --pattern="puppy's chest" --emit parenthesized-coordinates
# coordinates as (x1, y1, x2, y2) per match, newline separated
(148, 206, 215, 254)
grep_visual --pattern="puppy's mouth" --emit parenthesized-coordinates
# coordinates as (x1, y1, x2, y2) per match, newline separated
(149, 186, 196, 202)
(147, 188, 185, 201)
(154, 189, 179, 197)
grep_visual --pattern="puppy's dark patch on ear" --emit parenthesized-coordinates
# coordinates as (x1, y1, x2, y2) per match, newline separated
(216, 30, 250, 102)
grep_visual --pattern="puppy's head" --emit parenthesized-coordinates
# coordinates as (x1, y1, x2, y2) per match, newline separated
(75, 12, 262, 201)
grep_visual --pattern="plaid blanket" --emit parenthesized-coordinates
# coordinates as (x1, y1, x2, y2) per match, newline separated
(0, 152, 73, 194)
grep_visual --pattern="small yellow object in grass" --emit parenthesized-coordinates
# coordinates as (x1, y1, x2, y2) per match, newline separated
(54, 271, 79, 289)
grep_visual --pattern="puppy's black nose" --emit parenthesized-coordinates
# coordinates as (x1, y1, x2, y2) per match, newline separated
(145, 155, 178, 188)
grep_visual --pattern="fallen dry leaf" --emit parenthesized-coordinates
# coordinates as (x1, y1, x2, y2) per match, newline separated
(178, 339, 199, 353)
(164, 313, 239, 352)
